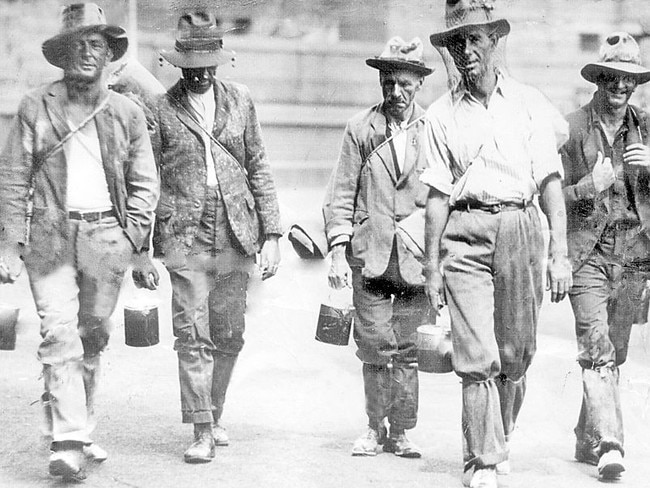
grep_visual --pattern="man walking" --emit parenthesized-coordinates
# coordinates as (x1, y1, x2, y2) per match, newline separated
(0, 3, 158, 481)
(323, 36, 433, 458)
(422, 1, 572, 487)
(561, 32, 650, 481)
(144, 11, 282, 464)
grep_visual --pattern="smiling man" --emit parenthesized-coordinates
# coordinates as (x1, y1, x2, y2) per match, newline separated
(560, 32, 650, 481)
(323, 36, 433, 458)
(0, 3, 158, 482)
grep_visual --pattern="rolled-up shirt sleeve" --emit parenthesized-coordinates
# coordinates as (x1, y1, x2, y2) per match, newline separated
(420, 112, 454, 195)
(527, 88, 567, 187)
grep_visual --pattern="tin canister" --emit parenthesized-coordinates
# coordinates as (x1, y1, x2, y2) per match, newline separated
(0, 306, 19, 351)
(124, 304, 159, 347)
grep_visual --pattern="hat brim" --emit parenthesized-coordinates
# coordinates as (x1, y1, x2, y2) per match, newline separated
(42, 25, 128, 69)
(581, 61, 650, 85)
(160, 48, 236, 69)
(365, 58, 433, 76)
(429, 19, 510, 47)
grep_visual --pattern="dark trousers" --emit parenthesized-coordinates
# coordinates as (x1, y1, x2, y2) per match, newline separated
(164, 189, 254, 424)
(351, 244, 428, 430)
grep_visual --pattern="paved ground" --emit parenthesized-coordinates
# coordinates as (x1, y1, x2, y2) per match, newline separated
(2, 186, 650, 487)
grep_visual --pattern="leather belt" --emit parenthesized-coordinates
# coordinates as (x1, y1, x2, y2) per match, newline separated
(68, 209, 115, 222)
(451, 199, 532, 214)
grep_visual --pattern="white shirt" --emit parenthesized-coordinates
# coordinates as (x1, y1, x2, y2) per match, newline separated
(387, 119, 408, 174)
(187, 86, 218, 188)
(64, 120, 113, 212)
(420, 74, 567, 205)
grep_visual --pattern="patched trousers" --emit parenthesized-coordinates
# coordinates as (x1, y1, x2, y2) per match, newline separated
(441, 205, 544, 471)
(25, 215, 132, 444)
(352, 244, 428, 431)
(569, 234, 649, 460)
(164, 189, 254, 424)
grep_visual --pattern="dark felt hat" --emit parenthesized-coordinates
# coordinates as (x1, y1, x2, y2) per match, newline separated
(160, 11, 235, 69)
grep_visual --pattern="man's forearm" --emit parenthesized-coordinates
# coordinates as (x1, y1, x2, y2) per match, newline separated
(424, 188, 450, 272)
(539, 175, 569, 258)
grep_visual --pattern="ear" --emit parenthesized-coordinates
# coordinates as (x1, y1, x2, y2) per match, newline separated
(106, 46, 114, 62)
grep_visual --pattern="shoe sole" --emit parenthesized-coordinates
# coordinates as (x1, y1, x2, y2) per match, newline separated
(599, 462, 625, 480)
(49, 459, 86, 482)
(184, 454, 215, 464)
(351, 449, 378, 456)
(382, 442, 421, 458)
(215, 439, 229, 447)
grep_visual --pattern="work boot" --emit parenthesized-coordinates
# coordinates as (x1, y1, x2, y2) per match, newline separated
(469, 466, 497, 488)
(598, 449, 625, 480)
(574, 439, 599, 466)
(213, 422, 229, 446)
(383, 432, 421, 458)
(49, 442, 86, 482)
(351, 425, 387, 456)
(83, 442, 108, 462)
(183, 424, 215, 464)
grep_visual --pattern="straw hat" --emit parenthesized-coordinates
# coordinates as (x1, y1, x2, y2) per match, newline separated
(429, 0, 510, 47)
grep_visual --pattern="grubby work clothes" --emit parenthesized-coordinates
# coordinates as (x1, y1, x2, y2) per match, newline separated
(441, 204, 544, 471)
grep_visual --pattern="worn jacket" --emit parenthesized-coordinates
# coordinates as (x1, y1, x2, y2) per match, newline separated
(561, 99, 650, 270)
(149, 79, 282, 257)
(323, 103, 430, 285)
(0, 80, 159, 268)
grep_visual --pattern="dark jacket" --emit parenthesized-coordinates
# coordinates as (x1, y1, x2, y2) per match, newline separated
(149, 79, 282, 257)
(561, 99, 650, 269)
(322, 103, 430, 285)
(0, 80, 158, 271)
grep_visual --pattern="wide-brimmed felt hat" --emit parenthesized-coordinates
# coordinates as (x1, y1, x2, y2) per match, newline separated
(581, 32, 650, 85)
(366, 37, 433, 76)
(429, 0, 510, 47)
(42, 3, 128, 69)
(160, 11, 235, 69)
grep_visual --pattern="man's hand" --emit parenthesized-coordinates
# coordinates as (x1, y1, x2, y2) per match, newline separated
(328, 244, 351, 290)
(259, 235, 281, 281)
(546, 255, 572, 303)
(0, 245, 23, 284)
(592, 150, 615, 193)
(624, 143, 650, 170)
(132, 252, 160, 290)
(424, 263, 446, 314)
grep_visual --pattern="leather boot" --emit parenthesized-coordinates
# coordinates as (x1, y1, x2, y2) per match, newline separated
(211, 353, 237, 445)
(184, 423, 215, 463)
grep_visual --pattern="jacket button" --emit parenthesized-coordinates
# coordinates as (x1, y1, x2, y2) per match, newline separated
(194, 201, 200, 208)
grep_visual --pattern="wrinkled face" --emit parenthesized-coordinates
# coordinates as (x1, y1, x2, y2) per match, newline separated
(380, 69, 423, 120)
(446, 27, 496, 85)
(65, 31, 113, 83)
(182, 66, 217, 94)
(596, 72, 638, 111)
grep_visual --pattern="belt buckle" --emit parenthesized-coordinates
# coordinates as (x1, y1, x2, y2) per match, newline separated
(489, 204, 501, 214)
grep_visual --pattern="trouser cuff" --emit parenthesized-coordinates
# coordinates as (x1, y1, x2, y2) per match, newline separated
(181, 410, 214, 424)
(465, 451, 508, 471)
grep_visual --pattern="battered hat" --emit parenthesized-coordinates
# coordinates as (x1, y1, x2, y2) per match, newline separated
(429, 0, 510, 47)
(581, 32, 650, 85)
(366, 37, 433, 76)
(42, 3, 128, 69)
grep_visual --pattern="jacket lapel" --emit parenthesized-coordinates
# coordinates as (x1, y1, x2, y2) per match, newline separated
(397, 105, 425, 186)
(43, 81, 71, 141)
(94, 91, 122, 218)
(212, 80, 229, 141)
(368, 106, 398, 184)
(167, 81, 204, 140)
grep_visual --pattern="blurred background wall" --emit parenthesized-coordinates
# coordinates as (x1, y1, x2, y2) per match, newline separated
(2, 0, 650, 184)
